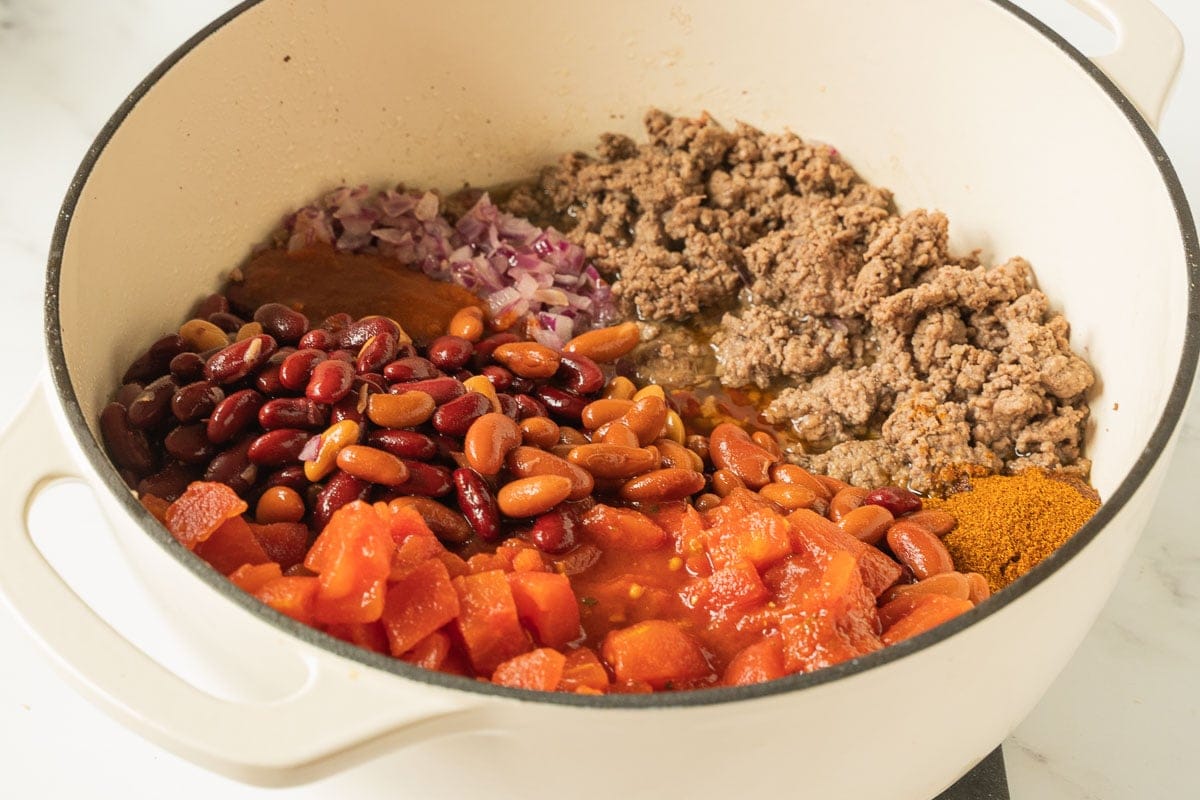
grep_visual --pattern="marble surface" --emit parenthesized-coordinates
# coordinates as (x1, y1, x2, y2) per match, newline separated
(1, 1, 1197, 797)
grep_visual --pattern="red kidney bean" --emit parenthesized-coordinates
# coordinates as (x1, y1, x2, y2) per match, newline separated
(509, 376, 536, 395)
(207, 311, 245, 334)
(279, 348, 327, 391)
(204, 334, 278, 385)
(203, 437, 258, 495)
(395, 461, 453, 497)
(253, 302, 309, 344)
(390, 376, 464, 405)
(556, 354, 605, 396)
(498, 393, 521, 421)
(122, 334, 185, 384)
(383, 356, 441, 383)
(535, 385, 587, 423)
(365, 429, 438, 460)
(164, 422, 218, 464)
(254, 362, 288, 397)
(481, 365, 514, 392)
(330, 392, 366, 426)
(432, 391, 491, 437)
(452, 468, 502, 542)
(191, 293, 229, 319)
(206, 389, 265, 444)
(528, 505, 580, 554)
(115, 382, 144, 408)
(263, 464, 309, 493)
(306, 359, 354, 404)
(100, 402, 154, 474)
(432, 433, 460, 464)
(136, 459, 199, 502)
(355, 373, 388, 394)
(511, 393, 546, 420)
(356, 332, 398, 375)
(319, 312, 354, 335)
(258, 397, 326, 430)
(865, 486, 923, 517)
(297, 328, 336, 351)
(427, 335, 474, 371)
(453, 369, 474, 382)
(247, 428, 311, 466)
(126, 375, 178, 429)
(169, 351, 206, 383)
(312, 470, 371, 529)
(339, 316, 401, 350)
(473, 332, 519, 366)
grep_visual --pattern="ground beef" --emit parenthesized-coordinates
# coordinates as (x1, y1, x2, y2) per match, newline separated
(507, 110, 1095, 492)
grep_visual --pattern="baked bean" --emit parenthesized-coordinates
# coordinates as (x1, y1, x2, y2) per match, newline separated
(621, 395, 669, 447)
(367, 391, 436, 429)
(694, 493, 722, 512)
(619, 468, 706, 503)
(664, 411, 686, 445)
(709, 423, 776, 489)
(654, 438, 698, 471)
(432, 391, 492, 437)
(306, 359, 355, 404)
(886, 521, 956, 579)
(389, 497, 472, 545)
(904, 509, 958, 538)
(557, 426, 589, 446)
(164, 423, 217, 464)
(769, 463, 832, 501)
(711, 468, 745, 498)
(528, 507, 579, 554)
(519, 416, 560, 449)
(965, 573, 992, 604)
(836, 503, 894, 546)
(393, 461, 454, 497)
(864, 486, 923, 516)
(253, 303, 308, 344)
(493, 342, 561, 379)
(427, 335, 475, 371)
(207, 389, 266, 445)
(246, 428, 311, 467)
(751, 431, 784, 461)
(759, 481, 819, 512)
(335, 445, 410, 486)
(829, 486, 869, 521)
(169, 351, 207, 383)
(685, 434, 711, 465)
(632, 384, 665, 402)
(203, 437, 257, 495)
(601, 422, 641, 448)
(304, 419, 361, 482)
(255, 485, 306, 524)
(563, 322, 640, 363)
(556, 353, 605, 395)
(179, 318, 229, 352)
(123, 334, 186, 385)
(535, 385, 588, 422)
(603, 376, 637, 401)
(365, 429, 437, 460)
(462, 374, 501, 413)
(447, 306, 485, 342)
(339, 316, 406, 350)
(506, 446, 593, 501)
(817, 474, 851, 496)
(889, 572, 971, 602)
(356, 332, 399, 375)
(581, 398, 634, 430)
(497, 475, 573, 518)
(566, 443, 658, 480)
(390, 376, 464, 405)
(452, 468, 503, 542)
(204, 334, 277, 385)
(313, 470, 371, 530)
(127, 375, 178, 429)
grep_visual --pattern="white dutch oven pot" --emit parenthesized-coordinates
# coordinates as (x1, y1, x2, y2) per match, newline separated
(1, 1, 1196, 797)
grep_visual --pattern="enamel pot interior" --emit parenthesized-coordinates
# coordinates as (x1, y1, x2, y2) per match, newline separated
(46, 0, 1198, 796)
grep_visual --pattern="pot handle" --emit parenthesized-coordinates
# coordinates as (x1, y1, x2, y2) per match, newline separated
(1069, 0, 1183, 129)
(0, 381, 483, 786)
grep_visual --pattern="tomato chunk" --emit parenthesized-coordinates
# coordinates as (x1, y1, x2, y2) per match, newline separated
(787, 508, 902, 598)
(229, 561, 283, 593)
(194, 516, 271, 575)
(724, 638, 786, 686)
(581, 505, 668, 551)
(705, 501, 792, 570)
(382, 559, 460, 657)
(557, 647, 610, 693)
(165, 482, 247, 549)
(305, 501, 395, 624)
(249, 522, 310, 571)
(508, 571, 582, 650)
(453, 570, 530, 675)
(492, 648, 567, 691)
(601, 620, 712, 689)
(255, 576, 319, 626)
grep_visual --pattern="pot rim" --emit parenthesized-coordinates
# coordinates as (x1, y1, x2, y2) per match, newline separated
(43, 0, 1200, 709)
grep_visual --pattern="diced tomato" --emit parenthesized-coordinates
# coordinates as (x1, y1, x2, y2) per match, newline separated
(436, 550, 470, 579)
(229, 561, 283, 593)
(249, 522, 310, 571)
(601, 620, 712, 689)
(453, 570, 531, 675)
(777, 551, 883, 673)
(723, 638, 786, 686)
(381, 559, 460, 657)
(381, 501, 438, 545)
(314, 578, 386, 625)
(557, 647, 610, 693)
(164, 482, 247, 549)
(139, 493, 171, 523)
(304, 501, 395, 624)
(325, 621, 390, 654)
(194, 516, 271, 575)
(403, 630, 453, 671)
(389, 533, 447, 580)
(690, 559, 769, 615)
(704, 501, 792, 570)
(492, 648, 568, 691)
(255, 576, 319, 626)
(510, 547, 546, 573)
(508, 571, 582, 650)
(581, 505, 668, 551)
(787, 508, 902, 598)
(880, 594, 973, 645)
(645, 502, 706, 549)
(467, 551, 512, 574)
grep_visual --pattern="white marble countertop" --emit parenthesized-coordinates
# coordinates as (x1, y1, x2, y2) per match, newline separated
(1, 1, 1197, 797)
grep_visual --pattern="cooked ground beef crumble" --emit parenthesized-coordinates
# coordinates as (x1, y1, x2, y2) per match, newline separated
(504, 109, 1094, 492)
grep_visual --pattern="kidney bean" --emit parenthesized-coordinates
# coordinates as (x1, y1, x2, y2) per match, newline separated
(904, 509, 958, 538)
(836, 503, 895, 546)
(366, 429, 438, 460)
(339, 316, 403, 350)
(528, 506, 580, 554)
(535, 385, 587, 423)
(509, 375, 536, 395)
(328, 349, 355, 364)
(770, 463, 832, 501)
(829, 487, 869, 522)
(758, 481, 818, 512)
(889, 572, 971, 602)
(247, 428, 311, 466)
(602, 422, 641, 449)
(356, 332, 399, 375)
(694, 493, 721, 512)
(685, 434, 711, 465)
(207, 389, 265, 444)
(122, 334, 186, 384)
(497, 475, 572, 518)
(255, 485, 307, 525)
(463, 413, 522, 476)
(425, 335, 473, 371)
(312, 470, 371, 529)
(330, 392, 365, 426)
(708, 422, 777, 489)
(164, 423, 218, 464)
(297, 328, 336, 351)
(207, 311, 245, 334)
(865, 486, 923, 517)
(497, 393, 521, 420)
(619, 468, 706, 503)
(519, 416, 560, 449)
(319, 312, 354, 335)
(603, 376, 637, 401)
(886, 521, 956, 580)
(204, 334, 278, 385)
(136, 459, 198, 502)
(558, 426, 589, 446)
(447, 306, 484, 342)
(711, 468, 746, 498)
(253, 363, 286, 396)
(255, 397, 322, 430)
(394, 461, 454, 497)
(480, 365, 513, 392)
(391, 377, 464, 405)
(581, 398, 634, 431)
(366, 391, 434, 429)
(279, 349, 327, 391)
(556, 353, 605, 396)
(306, 358, 354, 404)
(452, 468, 502, 542)
(654, 438, 699, 471)
(620, 395, 669, 447)
(566, 443, 658, 480)
(203, 437, 258, 495)
(126, 375, 178, 429)
(562, 322, 640, 363)
(506, 446, 594, 500)
(169, 351, 207, 383)
(192, 292, 229, 319)
(389, 497, 473, 545)
(432, 391, 491, 437)
(179, 318, 230, 352)
(114, 383, 144, 408)
(334, 444, 410, 486)
(383, 356, 441, 383)
(253, 302, 309, 344)
(472, 332, 520, 366)
(492, 342, 560, 379)
(965, 573, 991, 604)
(263, 465, 309, 493)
